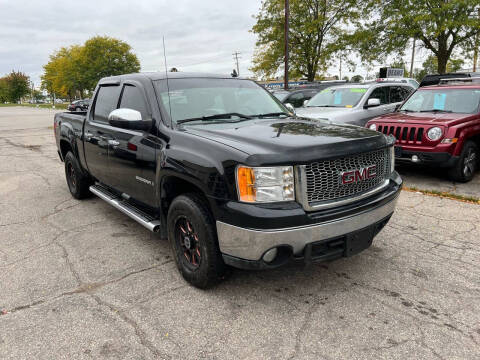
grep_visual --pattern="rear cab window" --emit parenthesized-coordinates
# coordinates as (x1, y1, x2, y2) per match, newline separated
(92, 85, 121, 123)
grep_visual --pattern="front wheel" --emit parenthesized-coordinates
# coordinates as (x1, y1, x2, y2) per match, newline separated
(448, 141, 478, 183)
(167, 194, 225, 288)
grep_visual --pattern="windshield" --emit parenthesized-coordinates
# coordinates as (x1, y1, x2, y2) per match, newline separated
(400, 88, 480, 114)
(306, 87, 367, 108)
(154, 78, 287, 124)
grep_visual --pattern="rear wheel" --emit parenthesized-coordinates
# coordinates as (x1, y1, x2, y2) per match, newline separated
(75, 107, 81, 112)
(167, 194, 225, 288)
(64, 151, 92, 199)
(448, 141, 478, 183)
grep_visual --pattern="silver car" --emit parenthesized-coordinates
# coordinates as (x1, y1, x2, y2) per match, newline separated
(295, 82, 415, 127)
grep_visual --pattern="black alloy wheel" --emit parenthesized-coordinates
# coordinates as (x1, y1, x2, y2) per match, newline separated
(175, 216, 202, 269)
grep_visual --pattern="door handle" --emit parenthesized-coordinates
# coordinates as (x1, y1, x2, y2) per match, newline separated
(108, 140, 120, 147)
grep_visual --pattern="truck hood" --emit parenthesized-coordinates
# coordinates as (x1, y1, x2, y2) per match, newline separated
(295, 106, 353, 120)
(183, 118, 389, 166)
(372, 111, 473, 125)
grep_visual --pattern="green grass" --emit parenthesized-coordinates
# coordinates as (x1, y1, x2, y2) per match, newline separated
(403, 186, 480, 205)
(0, 103, 68, 109)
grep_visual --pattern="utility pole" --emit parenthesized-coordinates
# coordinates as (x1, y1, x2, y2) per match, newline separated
(410, 38, 416, 76)
(339, 57, 342, 80)
(474, 10, 480, 72)
(284, 0, 289, 90)
(232, 52, 241, 77)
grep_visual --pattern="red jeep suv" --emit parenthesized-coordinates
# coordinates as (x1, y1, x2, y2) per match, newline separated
(366, 80, 480, 182)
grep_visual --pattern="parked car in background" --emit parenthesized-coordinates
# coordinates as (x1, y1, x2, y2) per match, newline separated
(366, 78, 419, 89)
(296, 82, 415, 127)
(68, 99, 90, 112)
(54, 72, 402, 288)
(366, 78, 480, 182)
(419, 72, 480, 87)
(272, 88, 321, 108)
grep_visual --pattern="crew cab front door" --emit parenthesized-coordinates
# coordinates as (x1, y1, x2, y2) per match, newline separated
(106, 83, 158, 208)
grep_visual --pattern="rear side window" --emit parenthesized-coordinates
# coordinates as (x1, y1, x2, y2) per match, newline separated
(119, 85, 148, 119)
(93, 85, 121, 123)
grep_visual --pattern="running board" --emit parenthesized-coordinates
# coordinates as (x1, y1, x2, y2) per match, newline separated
(89, 185, 161, 233)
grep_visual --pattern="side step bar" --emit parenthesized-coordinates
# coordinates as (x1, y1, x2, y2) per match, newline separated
(89, 185, 161, 233)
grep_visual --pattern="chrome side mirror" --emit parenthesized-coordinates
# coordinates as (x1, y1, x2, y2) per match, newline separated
(285, 103, 296, 114)
(303, 99, 309, 107)
(108, 108, 152, 131)
(365, 98, 381, 108)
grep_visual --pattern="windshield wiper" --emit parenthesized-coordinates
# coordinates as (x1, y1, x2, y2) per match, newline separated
(308, 105, 340, 108)
(251, 112, 289, 118)
(400, 109, 415, 112)
(177, 113, 252, 124)
(419, 109, 453, 113)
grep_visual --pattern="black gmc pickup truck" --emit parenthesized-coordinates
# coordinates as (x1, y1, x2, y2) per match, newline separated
(54, 72, 402, 288)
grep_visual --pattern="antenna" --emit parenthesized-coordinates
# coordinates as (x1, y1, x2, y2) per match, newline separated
(163, 36, 173, 127)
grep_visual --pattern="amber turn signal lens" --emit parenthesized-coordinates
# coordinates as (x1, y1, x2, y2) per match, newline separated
(237, 166, 256, 202)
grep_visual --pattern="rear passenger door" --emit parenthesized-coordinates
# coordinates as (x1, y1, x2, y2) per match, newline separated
(84, 85, 121, 185)
(107, 82, 157, 207)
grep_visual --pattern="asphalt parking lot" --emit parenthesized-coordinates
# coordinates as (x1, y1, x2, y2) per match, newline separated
(0, 106, 479, 359)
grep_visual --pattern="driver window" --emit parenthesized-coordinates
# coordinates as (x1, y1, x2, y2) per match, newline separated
(119, 85, 148, 119)
(288, 92, 304, 107)
(368, 87, 388, 104)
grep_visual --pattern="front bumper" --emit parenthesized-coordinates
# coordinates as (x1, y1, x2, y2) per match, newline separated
(216, 174, 401, 269)
(395, 149, 459, 168)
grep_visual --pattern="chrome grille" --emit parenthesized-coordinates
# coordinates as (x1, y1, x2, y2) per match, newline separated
(303, 148, 390, 206)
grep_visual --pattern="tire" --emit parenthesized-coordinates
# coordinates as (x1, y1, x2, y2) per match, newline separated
(167, 193, 225, 289)
(75, 107, 81, 112)
(64, 151, 92, 199)
(448, 141, 478, 183)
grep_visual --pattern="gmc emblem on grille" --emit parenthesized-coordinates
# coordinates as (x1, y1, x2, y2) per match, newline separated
(340, 165, 377, 185)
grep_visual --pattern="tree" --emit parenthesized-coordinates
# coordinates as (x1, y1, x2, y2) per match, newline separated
(42, 45, 85, 100)
(352, 0, 480, 74)
(3, 71, 30, 103)
(251, 0, 361, 81)
(351, 74, 363, 82)
(413, 55, 465, 82)
(80, 36, 140, 90)
(41, 36, 140, 99)
(0, 77, 8, 103)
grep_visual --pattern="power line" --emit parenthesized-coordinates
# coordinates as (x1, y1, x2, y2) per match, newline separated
(232, 51, 241, 76)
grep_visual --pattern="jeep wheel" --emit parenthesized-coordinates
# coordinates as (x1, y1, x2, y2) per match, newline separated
(64, 152, 92, 199)
(448, 141, 478, 183)
(167, 194, 225, 289)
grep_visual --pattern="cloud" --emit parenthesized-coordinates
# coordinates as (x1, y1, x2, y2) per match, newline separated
(0, 0, 261, 86)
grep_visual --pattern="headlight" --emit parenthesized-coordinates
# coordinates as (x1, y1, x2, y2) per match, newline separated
(236, 166, 294, 203)
(427, 127, 443, 141)
(389, 146, 395, 173)
(369, 124, 377, 131)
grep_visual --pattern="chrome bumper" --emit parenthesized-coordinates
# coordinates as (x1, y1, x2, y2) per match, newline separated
(216, 192, 399, 261)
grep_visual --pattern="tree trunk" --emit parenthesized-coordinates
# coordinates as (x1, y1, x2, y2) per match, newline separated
(437, 54, 448, 74)
(437, 35, 448, 74)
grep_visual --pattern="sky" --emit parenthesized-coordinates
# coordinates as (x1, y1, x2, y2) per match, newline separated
(0, 0, 434, 88)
